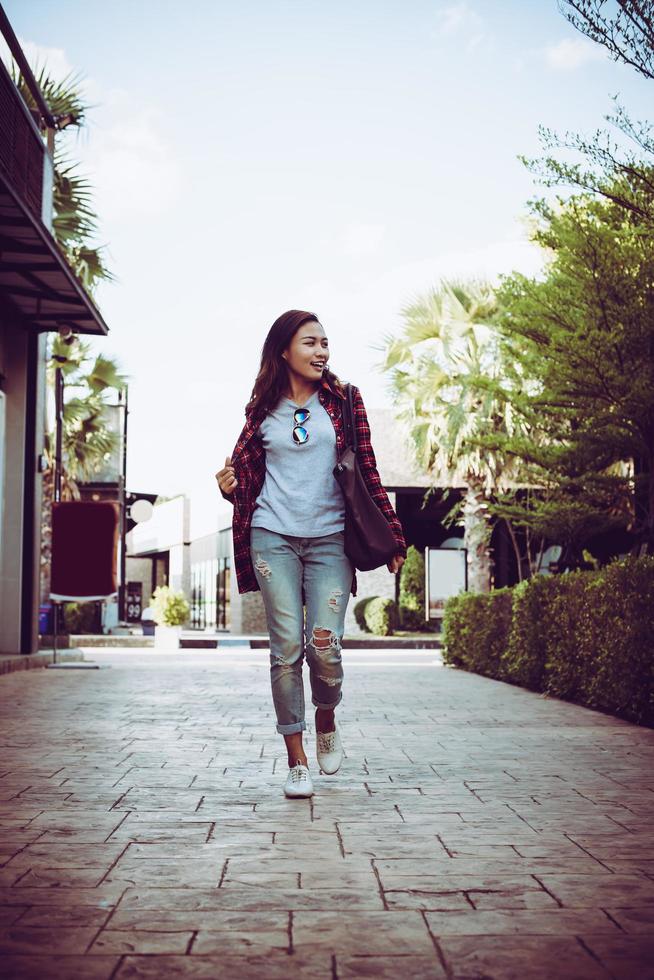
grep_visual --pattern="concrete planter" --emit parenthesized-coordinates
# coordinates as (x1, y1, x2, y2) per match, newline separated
(154, 625, 183, 649)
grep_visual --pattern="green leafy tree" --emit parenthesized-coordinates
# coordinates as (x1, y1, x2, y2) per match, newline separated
(489, 175, 654, 558)
(380, 280, 531, 592)
(47, 335, 128, 488)
(40, 336, 127, 603)
(559, 1, 654, 81)
(522, 2, 654, 231)
(473, 0, 654, 565)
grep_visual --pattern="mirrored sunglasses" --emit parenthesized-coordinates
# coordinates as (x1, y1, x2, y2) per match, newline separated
(292, 407, 310, 444)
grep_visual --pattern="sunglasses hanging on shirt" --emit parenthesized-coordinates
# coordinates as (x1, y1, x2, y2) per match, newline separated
(292, 407, 310, 444)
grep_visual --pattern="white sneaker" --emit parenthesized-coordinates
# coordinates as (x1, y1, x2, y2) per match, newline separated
(284, 761, 314, 798)
(316, 724, 343, 775)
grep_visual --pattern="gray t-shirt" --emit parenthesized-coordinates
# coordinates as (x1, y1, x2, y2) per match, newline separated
(250, 389, 346, 537)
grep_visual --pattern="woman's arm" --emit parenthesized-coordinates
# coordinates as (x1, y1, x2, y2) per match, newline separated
(351, 386, 407, 557)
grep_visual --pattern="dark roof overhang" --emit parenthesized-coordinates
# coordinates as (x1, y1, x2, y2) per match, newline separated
(0, 170, 109, 336)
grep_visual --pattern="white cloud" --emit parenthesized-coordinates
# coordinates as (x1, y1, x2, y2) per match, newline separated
(439, 2, 482, 35)
(433, 3, 487, 55)
(0, 36, 75, 81)
(77, 95, 182, 221)
(0, 35, 179, 222)
(545, 37, 607, 71)
(290, 232, 546, 401)
(341, 222, 386, 258)
(437, 2, 484, 38)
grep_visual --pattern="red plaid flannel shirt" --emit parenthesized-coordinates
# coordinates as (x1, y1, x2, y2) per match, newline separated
(220, 378, 407, 596)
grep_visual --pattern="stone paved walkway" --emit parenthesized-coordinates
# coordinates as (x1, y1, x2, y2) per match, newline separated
(0, 647, 653, 979)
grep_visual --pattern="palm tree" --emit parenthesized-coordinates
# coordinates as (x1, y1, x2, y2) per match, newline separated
(11, 63, 114, 292)
(379, 280, 530, 593)
(40, 335, 128, 604)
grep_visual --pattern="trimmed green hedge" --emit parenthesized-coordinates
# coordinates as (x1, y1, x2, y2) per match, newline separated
(440, 588, 513, 678)
(354, 597, 377, 633)
(442, 556, 654, 727)
(364, 597, 399, 636)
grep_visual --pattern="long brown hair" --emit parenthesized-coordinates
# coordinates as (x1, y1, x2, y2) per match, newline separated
(245, 309, 345, 420)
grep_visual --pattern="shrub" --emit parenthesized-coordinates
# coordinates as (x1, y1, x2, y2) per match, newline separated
(540, 569, 598, 703)
(442, 589, 513, 678)
(562, 557, 654, 725)
(364, 597, 399, 636)
(353, 596, 377, 633)
(500, 574, 565, 690)
(399, 545, 425, 629)
(62, 601, 99, 634)
(151, 586, 190, 627)
(442, 556, 654, 727)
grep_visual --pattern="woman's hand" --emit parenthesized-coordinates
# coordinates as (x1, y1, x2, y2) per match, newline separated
(387, 554, 405, 574)
(215, 455, 238, 494)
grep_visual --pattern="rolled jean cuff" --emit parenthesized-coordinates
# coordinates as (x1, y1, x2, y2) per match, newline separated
(311, 691, 343, 711)
(276, 720, 307, 735)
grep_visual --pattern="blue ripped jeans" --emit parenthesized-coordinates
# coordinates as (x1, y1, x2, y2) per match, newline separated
(250, 525, 354, 734)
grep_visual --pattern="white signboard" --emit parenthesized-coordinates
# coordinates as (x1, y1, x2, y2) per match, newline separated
(425, 547, 467, 619)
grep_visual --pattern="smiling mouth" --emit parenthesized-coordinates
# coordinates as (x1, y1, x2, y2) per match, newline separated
(311, 362, 325, 369)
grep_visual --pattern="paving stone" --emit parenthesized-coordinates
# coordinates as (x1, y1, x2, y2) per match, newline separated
(111, 887, 383, 916)
(9, 867, 109, 888)
(292, 911, 435, 956)
(14, 904, 111, 927)
(536, 873, 654, 908)
(0, 648, 652, 975)
(107, 858, 224, 888)
(378, 857, 607, 875)
(221, 871, 301, 888)
(378, 874, 560, 910)
(2, 842, 127, 869)
(425, 907, 620, 934)
(0, 885, 125, 907)
(337, 954, 446, 978)
(580, 935, 654, 980)
(0, 905, 30, 925)
(439, 935, 609, 978)
(603, 858, 654, 875)
(224, 855, 372, 875)
(115, 951, 331, 978)
(0, 924, 99, 954)
(118, 880, 383, 926)
(1, 954, 121, 979)
(89, 929, 194, 953)
(603, 906, 654, 934)
(122, 839, 276, 861)
(298, 870, 379, 889)
(384, 889, 472, 911)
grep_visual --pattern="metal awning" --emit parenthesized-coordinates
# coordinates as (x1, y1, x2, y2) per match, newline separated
(0, 169, 109, 335)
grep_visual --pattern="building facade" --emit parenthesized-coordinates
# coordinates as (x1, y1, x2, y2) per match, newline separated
(0, 19, 109, 653)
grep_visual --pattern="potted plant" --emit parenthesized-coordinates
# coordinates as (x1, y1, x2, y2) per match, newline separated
(151, 585, 190, 649)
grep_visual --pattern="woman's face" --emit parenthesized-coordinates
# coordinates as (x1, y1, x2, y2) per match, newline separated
(282, 321, 330, 383)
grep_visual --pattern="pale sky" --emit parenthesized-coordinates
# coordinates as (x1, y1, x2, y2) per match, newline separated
(4, 1, 652, 536)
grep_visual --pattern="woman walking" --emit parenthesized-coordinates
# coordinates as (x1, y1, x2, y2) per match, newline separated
(215, 310, 406, 798)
